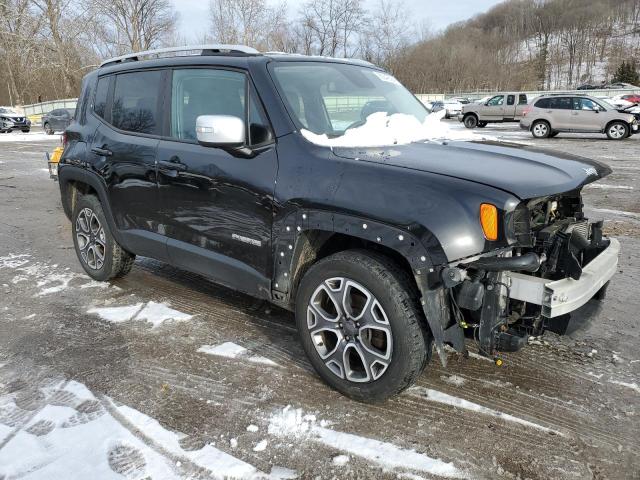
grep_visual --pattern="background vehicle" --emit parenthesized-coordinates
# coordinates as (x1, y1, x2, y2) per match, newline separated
(603, 82, 639, 89)
(520, 94, 638, 139)
(426, 100, 444, 113)
(57, 45, 619, 403)
(0, 107, 31, 133)
(577, 83, 601, 90)
(443, 98, 464, 119)
(460, 92, 529, 128)
(42, 108, 75, 134)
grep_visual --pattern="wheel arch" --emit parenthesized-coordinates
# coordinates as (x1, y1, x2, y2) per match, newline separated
(58, 165, 125, 247)
(272, 209, 455, 364)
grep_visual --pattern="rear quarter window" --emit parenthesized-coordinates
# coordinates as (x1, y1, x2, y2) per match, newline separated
(534, 98, 549, 108)
(93, 77, 109, 119)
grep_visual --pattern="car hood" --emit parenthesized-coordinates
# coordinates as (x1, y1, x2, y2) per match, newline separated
(333, 140, 611, 200)
(0, 112, 24, 118)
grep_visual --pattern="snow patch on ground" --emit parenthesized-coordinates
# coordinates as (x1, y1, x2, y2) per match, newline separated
(197, 342, 279, 367)
(441, 375, 466, 387)
(88, 302, 192, 328)
(609, 380, 639, 394)
(301, 110, 495, 148)
(332, 454, 350, 466)
(0, 254, 31, 269)
(253, 439, 268, 452)
(586, 183, 634, 190)
(0, 131, 60, 142)
(268, 406, 462, 478)
(0, 378, 275, 479)
(409, 387, 560, 435)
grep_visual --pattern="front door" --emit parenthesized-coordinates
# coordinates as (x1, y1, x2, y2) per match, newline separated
(483, 95, 505, 120)
(157, 67, 277, 297)
(89, 70, 166, 260)
(571, 97, 604, 132)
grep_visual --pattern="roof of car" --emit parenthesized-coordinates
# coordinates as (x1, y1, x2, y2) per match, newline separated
(98, 44, 380, 72)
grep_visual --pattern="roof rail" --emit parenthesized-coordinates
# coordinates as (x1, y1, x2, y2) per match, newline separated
(100, 44, 260, 67)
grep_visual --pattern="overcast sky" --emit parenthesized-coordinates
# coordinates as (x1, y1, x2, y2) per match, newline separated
(172, 0, 506, 42)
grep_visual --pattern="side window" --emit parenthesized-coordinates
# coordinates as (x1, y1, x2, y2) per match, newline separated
(112, 71, 162, 135)
(170, 68, 271, 145)
(548, 97, 572, 110)
(507, 95, 515, 106)
(93, 76, 109, 120)
(534, 98, 549, 108)
(487, 95, 504, 106)
(518, 94, 528, 105)
(573, 98, 600, 111)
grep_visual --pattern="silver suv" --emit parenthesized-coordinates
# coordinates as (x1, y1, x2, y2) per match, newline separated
(520, 95, 638, 140)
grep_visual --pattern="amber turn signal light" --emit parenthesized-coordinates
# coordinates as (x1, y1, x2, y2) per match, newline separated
(480, 203, 498, 241)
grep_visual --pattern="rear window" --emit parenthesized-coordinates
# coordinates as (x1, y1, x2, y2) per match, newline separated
(93, 77, 109, 119)
(518, 94, 528, 105)
(111, 71, 162, 135)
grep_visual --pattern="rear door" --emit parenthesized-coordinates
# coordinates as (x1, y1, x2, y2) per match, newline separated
(156, 67, 277, 297)
(504, 94, 517, 119)
(515, 94, 528, 118)
(547, 96, 573, 129)
(89, 70, 166, 259)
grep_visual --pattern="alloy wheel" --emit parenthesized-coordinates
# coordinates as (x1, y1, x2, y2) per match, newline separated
(307, 277, 392, 383)
(533, 122, 548, 137)
(608, 124, 626, 139)
(75, 208, 106, 270)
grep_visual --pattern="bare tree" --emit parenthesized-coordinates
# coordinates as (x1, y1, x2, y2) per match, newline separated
(299, 0, 365, 57)
(89, 0, 177, 54)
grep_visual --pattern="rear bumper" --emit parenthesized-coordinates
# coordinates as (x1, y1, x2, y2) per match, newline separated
(507, 237, 620, 318)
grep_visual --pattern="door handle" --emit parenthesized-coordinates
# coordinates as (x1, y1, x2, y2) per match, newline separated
(91, 146, 112, 157)
(158, 159, 187, 172)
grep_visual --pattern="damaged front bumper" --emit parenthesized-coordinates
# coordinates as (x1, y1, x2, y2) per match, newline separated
(508, 238, 619, 318)
(416, 231, 620, 366)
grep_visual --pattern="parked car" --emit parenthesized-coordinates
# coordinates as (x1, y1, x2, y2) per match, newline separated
(460, 92, 529, 128)
(58, 45, 620, 402)
(426, 100, 444, 113)
(0, 107, 31, 133)
(520, 94, 638, 140)
(603, 82, 639, 89)
(443, 99, 464, 119)
(42, 108, 75, 135)
(577, 83, 601, 90)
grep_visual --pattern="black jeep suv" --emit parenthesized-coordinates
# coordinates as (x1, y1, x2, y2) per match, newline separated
(58, 45, 619, 402)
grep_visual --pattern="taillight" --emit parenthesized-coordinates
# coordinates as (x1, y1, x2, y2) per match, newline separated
(522, 105, 532, 117)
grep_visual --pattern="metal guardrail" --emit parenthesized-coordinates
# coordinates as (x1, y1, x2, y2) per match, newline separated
(21, 98, 78, 117)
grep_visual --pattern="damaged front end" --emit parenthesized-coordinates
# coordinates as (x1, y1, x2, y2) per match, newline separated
(422, 190, 620, 364)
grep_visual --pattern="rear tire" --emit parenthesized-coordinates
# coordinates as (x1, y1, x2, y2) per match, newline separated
(72, 194, 135, 281)
(463, 115, 478, 129)
(549, 131, 559, 138)
(295, 249, 431, 403)
(606, 121, 628, 140)
(531, 120, 551, 138)
(21, 129, 30, 133)
(477, 121, 487, 128)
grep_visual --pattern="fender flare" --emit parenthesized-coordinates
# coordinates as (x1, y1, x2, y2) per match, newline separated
(58, 165, 126, 248)
(272, 208, 458, 364)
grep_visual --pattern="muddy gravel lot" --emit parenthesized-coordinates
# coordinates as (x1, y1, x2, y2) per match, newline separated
(0, 125, 638, 480)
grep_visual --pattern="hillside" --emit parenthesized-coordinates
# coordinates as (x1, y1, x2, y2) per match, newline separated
(395, 0, 640, 93)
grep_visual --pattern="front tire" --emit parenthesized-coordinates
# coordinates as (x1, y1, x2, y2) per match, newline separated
(295, 250, 431, 403)
(72, 194, 135, 281)
(531, 120, 551, 138)
(477, 121, 487, 128)
(463, 115, 478, 129)
(606, 122, 629, 140)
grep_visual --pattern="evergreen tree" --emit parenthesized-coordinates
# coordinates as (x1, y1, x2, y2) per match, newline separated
(613, 60, 640, 85)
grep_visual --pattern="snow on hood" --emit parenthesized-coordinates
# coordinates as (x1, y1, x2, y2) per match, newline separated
(301, 110, 495, 148)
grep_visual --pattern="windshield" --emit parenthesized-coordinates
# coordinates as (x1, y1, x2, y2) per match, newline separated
(0, 107, 18, 115)
(269, 62, 431, 146)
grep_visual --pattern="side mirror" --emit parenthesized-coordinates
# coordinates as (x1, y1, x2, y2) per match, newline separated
(196, 115, 245, 147)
